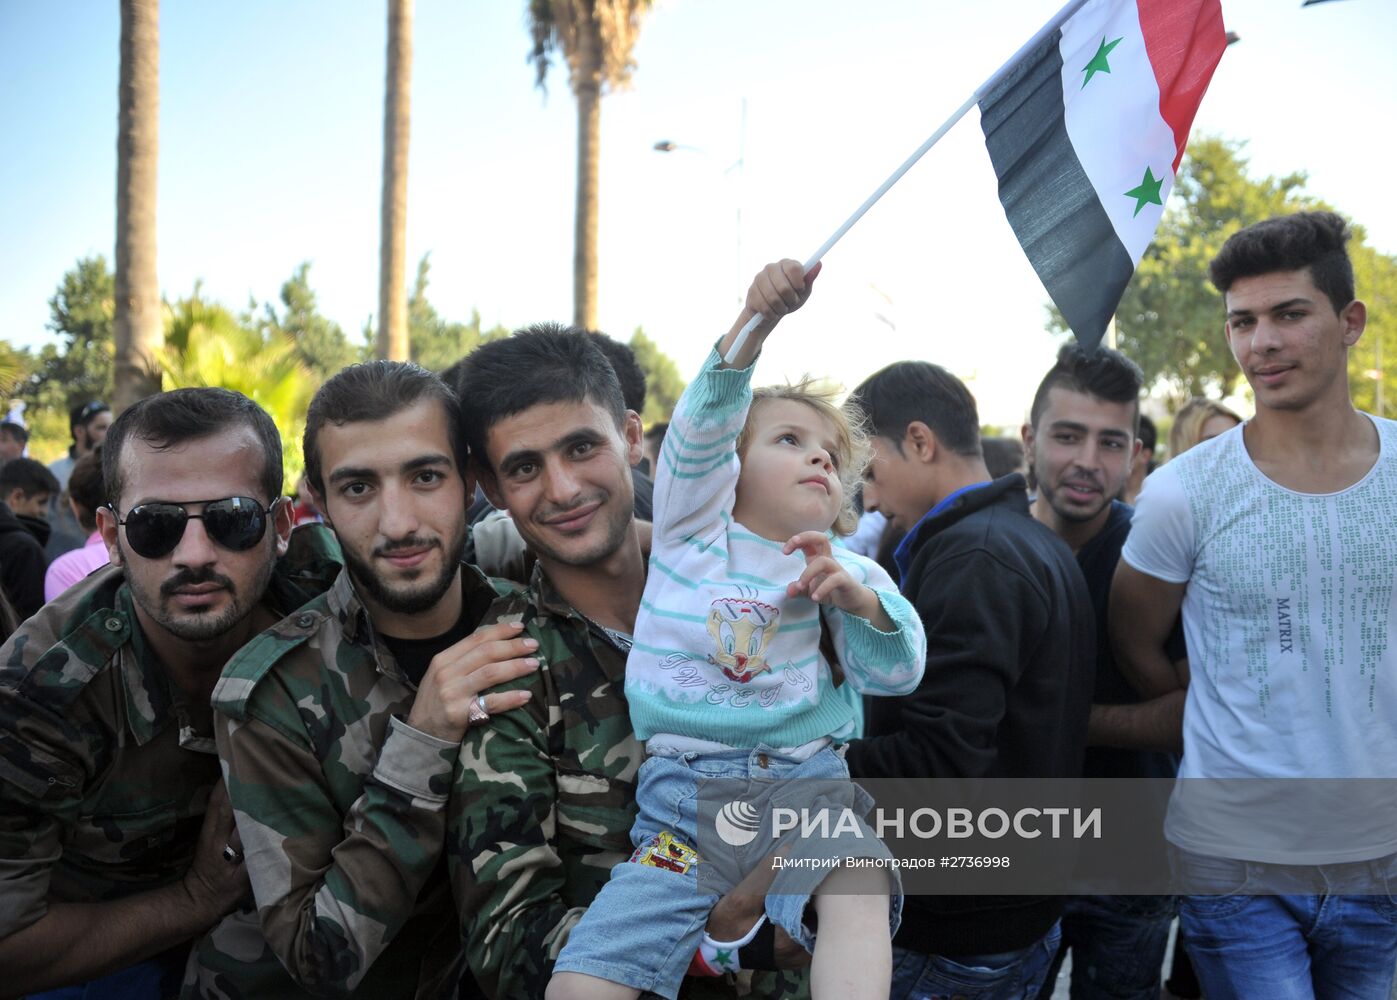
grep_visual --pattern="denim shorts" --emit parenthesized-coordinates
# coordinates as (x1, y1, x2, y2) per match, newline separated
(553, 744, 901, 998)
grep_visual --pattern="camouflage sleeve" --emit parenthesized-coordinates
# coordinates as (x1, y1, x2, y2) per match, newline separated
(217, 705, 457, 996)
(447, 677, 581, 1000)
(0, 691, 83, 939)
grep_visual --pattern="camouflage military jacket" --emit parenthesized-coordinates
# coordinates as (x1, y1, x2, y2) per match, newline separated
(447, 565, 808, 1000)
(0, 525, 340, 942)
(184, 562, 520, 1000)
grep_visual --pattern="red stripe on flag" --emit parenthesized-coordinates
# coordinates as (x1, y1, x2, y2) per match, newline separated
(1137, 0, 1227, 171)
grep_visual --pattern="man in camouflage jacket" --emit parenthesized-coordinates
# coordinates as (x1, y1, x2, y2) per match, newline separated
(448, 326, 808, 999)
(185, 361, 540, 998)
(0, 388, 340, 998)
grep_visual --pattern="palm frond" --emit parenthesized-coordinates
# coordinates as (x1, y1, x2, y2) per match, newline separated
(526, 0, 652, 93)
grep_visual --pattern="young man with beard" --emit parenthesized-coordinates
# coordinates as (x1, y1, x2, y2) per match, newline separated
(458, 330, 655, 584)
(1022, 344, 1184, 1000)
(185, 362, 541, 998)
(47, 400, 112, 495)
(447, 325, 807, 999)
(1113, 212, 1397, 998)
(0, 388, 340, 998)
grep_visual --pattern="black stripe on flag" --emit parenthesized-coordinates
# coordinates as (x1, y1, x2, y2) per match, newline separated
(979, 30, 1134, 352)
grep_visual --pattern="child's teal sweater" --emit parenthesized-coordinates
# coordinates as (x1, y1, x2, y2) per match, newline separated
(627, 349, 925, 748)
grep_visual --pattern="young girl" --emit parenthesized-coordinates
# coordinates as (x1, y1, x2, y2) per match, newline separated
(548, 260, 926, 1000)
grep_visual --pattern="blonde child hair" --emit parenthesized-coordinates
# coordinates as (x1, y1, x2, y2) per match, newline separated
(736, 378, 870, 536)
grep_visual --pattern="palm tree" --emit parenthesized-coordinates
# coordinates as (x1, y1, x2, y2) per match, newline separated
(378, 0, 414, 360)
(160, 291, 318, 489)
(113, 0, 163, 411)
(0, 342, 28, 399)
(528, 0, 651, 330)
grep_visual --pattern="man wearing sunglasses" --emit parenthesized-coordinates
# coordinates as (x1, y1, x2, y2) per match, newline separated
(185, 361, 539, 999)
(0, 387, 341, 999)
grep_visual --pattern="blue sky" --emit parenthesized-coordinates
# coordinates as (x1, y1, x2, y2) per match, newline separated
(3, 0, 1394, 426)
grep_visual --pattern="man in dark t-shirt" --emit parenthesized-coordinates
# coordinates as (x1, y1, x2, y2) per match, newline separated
(1074, 499, 1183, 781)
(1024, 345, 1183, 1000)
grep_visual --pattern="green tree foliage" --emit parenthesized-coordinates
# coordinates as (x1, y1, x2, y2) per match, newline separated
(254, 262, 364, 378)
(3, 252, 702, 475)
(0, 341, 47, 460)
(0, 342, 29, 398)
(34, 257, 117, 407)
(161, 286, 318, 490)
(1348, 241, 1397, 418)
(406, 255, 510, 372)
(4, 257, 118, 461)
(627, 327, 685, 425)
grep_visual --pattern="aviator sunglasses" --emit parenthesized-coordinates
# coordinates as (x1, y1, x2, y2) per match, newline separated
(109, 496, 281, 559)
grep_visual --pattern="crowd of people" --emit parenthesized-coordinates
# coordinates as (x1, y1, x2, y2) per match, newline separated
(0, 209, 1392, 1000)
(0, 400, 113, 625)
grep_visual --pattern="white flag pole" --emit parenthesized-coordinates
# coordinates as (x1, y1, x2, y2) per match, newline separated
(723, 0, 1097, 364)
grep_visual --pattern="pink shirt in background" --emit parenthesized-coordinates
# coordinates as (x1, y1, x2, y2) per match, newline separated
(44, 530, 111, 603)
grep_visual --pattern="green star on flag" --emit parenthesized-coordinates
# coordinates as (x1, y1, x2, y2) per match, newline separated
(1123, 166, 1165, 217)
(1081, 35, 1123, 88)
(978, 0, 1227, 352)
(714, 949, 734, 968)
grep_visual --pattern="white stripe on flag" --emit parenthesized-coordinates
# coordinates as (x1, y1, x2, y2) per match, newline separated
(1059, 0, 1178, 266)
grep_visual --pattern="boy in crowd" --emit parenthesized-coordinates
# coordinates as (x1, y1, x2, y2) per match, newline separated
(0, 456, 59, 618)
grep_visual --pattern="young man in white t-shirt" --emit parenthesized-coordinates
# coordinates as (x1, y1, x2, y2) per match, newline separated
(1111, 211, 1397, 1000)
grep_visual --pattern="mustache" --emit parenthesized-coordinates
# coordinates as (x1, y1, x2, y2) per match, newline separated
(373, 534, 440, 558)
(537, 492, 607, 523)
(161, 567, 236, 597)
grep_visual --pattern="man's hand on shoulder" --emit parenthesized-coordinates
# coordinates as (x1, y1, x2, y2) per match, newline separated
(406, 621, 540, 742)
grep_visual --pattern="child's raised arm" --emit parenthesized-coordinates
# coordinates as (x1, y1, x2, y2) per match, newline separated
(717, 259, 821, 370)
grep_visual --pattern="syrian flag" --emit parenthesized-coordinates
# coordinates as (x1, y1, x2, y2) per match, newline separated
(979, 0, 1226, 351)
